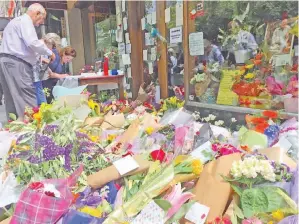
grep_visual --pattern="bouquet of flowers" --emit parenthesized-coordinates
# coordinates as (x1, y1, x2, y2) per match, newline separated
(10, 165, 83, 224)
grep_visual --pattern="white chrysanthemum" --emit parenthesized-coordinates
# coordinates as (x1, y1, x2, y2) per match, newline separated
(209, 114, 216, 121)
(231, 118, 237, 123)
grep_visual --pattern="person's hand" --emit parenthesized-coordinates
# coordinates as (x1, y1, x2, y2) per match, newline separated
(59, 74, 69, 79)
(41, 57, 50, 64)
(50, 53, 56, 62)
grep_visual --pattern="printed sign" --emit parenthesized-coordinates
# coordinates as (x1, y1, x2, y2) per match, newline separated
(170, 26, 182, 44)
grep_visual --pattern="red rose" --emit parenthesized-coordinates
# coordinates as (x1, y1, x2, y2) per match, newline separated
(150, 149, 166, 162)
(45, 191, 55, 197)
(29, 182, 44, 190)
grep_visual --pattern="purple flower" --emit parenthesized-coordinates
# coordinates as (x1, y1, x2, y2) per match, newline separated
(76, 131, 89, 139)
(43, 125, 59, 135)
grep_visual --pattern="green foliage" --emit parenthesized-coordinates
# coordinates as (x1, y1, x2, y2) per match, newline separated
(195, 1, 298, 44)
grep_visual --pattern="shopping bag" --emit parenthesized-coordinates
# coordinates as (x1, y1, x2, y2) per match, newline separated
(10, 165, 83, 224)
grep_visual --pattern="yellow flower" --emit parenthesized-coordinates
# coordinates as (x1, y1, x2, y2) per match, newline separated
(33, 112, 42, 121)
(178, 101, 185, 108)
(272, 210, 285, 221)
(244, 73, 255, 79)
(191, 159, 203, 175)
(145, 127, 154, 135)
(88, 99, 97, 110)
(107, 134, 116, 142)
(80, 206, 102, 218)
(161, 103, 167, 111)
(89, 135, 99, 142)
(245, 64, 254, 69)
(169, 97, 177, 105)
(268, 222, 274, 224)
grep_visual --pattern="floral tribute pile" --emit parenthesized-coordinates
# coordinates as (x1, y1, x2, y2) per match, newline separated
(0, 92, 297, 224)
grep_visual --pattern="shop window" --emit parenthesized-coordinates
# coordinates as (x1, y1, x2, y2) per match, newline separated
(166, 1, 184, 98)
(186, 1, 298, 115)
(142, 1, 159, 87)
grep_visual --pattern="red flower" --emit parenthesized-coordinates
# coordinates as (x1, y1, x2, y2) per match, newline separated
(29, 182, 44, 190)
(222, 216, 232, 224)
(196, 131, 200, 135)
(215, 217, 222, 224)
(250, 117, 268, 124)
(45, 191, 55, 197)
(32, 107, 39, 114)
(150, 149, 166, 162)
(262, 110, 278, 119)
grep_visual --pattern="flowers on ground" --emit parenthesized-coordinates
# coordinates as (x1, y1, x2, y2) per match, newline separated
(174, 155, 203, 176)
(150, 149, 166, 162)
(230, 156, 276, 182)
(145, 127, 154, 135)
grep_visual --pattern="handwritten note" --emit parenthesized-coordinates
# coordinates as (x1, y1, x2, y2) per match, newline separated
(165, 8, 170, 23)
(122, 54, 131, 65)
(148, 62, 153, 74)
(189, 32, 204, 56)
(141, 17, 146, 30)
(113, 156, 139, 176)
(126, 44, 131, 54)
(146, 14, 152, 25)
(127, 67, 132, 78)
(176, 3, 183, 26)
(185, 202, 210, 224)
(151, 12, 156, 24)
(143, 50, 148, 61)
(122, 0, 126, 12)
(151, 47, 157, 61)
(118, 43, 125, 55)
(145, 32, 154, 46)
(125, 32, 130, 43)
(123, 17, 128, 31)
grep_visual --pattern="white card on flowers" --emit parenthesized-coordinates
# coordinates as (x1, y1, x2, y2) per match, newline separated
(113, 156, 139, 176)
(185, 202, 210, 224)
(131, 201, 165, 224)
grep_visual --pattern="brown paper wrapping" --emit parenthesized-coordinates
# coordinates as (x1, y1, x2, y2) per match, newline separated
(181, 154, 242, 223)
(140, 113, 162, 132)
(0, 217, 11, 224)
(84, 117, 104, 126)
(101, 113, 125, 130)
(87, 155, 152, 189)
(257, 147, 297, 169)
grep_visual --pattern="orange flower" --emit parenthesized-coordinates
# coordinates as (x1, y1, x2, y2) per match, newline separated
(251, 117, 268, 124)
(252, 59, 262, 66)
(255, 122, 269, 133)
(262, 110, 278, 119)
(255, 53, 263, 60)
(241, 145, 251, 152)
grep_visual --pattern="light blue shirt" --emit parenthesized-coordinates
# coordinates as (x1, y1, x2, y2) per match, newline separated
(0, 14, 52, 65)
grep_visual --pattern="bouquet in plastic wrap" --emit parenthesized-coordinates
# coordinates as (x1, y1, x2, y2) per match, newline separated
(10, 165, 83, 224)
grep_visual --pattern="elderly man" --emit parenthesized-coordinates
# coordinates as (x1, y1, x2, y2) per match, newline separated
(0, 3, 55, 120)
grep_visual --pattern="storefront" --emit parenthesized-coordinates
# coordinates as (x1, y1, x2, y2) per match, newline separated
(68, 1, 298, 120)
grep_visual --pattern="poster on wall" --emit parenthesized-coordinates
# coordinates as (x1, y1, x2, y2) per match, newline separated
(118, 43, 126, 55)
(189, 32, 204, 56)
(170, 26, 182, 44)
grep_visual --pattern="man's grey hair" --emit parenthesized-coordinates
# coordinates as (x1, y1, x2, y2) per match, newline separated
(27, 3, 46, 15)
(43, 33, 61, 50)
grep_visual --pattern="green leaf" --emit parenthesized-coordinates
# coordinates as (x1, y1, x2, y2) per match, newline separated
(154, 199, 172, 212)
(231, 213, 238, 224)
(241, 188, 268, 218)
(9, 113, 17, 121)
(233, 200, 244, 219)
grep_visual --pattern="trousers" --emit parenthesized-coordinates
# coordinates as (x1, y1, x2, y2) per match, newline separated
(0, 55, 36, 119)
